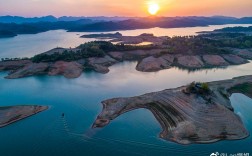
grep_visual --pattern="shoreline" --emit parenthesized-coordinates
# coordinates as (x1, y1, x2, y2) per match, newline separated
(93, 75, 252, 145)
(0, 48, 251, 79)
(0, 105, 48, 128)
(1, 29, 252, 79)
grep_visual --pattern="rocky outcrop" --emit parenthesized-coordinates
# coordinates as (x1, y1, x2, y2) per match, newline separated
(93, 76, 252, 145)
(127, 49, 166, 58)
(161, 54, 175, 63)
(203, 55, 229, 66)
(177, 55, 204, 68)
(89, 64, 109, 74)
(87, 55, 118, 74)
(108, 52, 124, 61)
(2, 60, 84, 79)
(1, 49, 251, 79)
(76, 59, 86, 65)
(42, 47, 81, 55)
(236, 49, 252, 59)
(222, 54, 249, 65)
(48, 61, 83, 78)
(136, 55, 174, 72)
(87, 55, 118, 66)
(0, 60, 32, 71)
(5, 62, 49, 79)
(0, 105, 48, 128)
(109, 49, 166, 61)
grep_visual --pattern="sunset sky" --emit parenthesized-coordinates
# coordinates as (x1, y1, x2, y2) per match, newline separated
(0, 0, 252, 17)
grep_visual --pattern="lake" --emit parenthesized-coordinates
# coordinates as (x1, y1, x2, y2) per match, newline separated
(0, 25, 252, 156)
(1, 24, 252, 58)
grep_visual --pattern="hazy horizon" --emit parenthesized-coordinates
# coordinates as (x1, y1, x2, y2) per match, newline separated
(0, 0, 252, 17)
(1, 15, 252, 18)
(2, 15, 252, 18)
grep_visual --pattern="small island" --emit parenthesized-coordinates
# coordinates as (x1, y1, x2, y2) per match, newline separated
(92, 75, 252, 145)
(0, 105, 48, 128)
(81, 32, 123, 39)
(0, 28, 252, 79)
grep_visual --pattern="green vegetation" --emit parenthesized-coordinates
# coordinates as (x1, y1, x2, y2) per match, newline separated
(32, 41, 156, 62)
(163, 36, 231, 54)
(201, 83, 210, 92)
(214, 26, 252, 32)
(185, 82, 211, 95)
(18, 31, 252, 63)
(163, 33, 252, 54)
(202, 33, 252, 48)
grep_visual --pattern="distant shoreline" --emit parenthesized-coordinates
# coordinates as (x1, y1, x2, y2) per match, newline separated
(93, 75, 252, 144)
(0, 105, 48, 128)
(1, 16, 252, 38)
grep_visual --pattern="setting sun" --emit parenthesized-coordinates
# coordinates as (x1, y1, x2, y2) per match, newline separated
(148, 2, 160, 15)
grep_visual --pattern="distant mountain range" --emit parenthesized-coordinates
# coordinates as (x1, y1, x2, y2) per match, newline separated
(67, 16, 252, 32)
(0, 16, 252, 38)
(1, 15, 251, 24)
(0, 15, 58, 23)
(0, 15, 135, 23)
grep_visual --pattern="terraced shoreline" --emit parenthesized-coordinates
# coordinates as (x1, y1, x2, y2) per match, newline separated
(93, 75, 252, 145)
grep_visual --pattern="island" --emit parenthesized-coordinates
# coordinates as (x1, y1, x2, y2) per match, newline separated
(0, 29, 252, 79)
(81, 32, 123, 39)
(0, 105, 48, 128)
(92, 75, 252, 145)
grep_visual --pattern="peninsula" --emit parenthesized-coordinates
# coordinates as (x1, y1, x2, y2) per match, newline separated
(93, 75, 252, 145)
(0, 28, 252, 79)
(0, 105, 48, 128)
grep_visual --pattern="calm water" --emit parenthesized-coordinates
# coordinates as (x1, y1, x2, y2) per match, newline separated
(0, 25, 252, 156)
(0, 24, 252, 58)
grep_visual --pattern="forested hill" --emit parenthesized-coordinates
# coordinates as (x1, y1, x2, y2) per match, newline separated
(1, 16, 252, 38)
